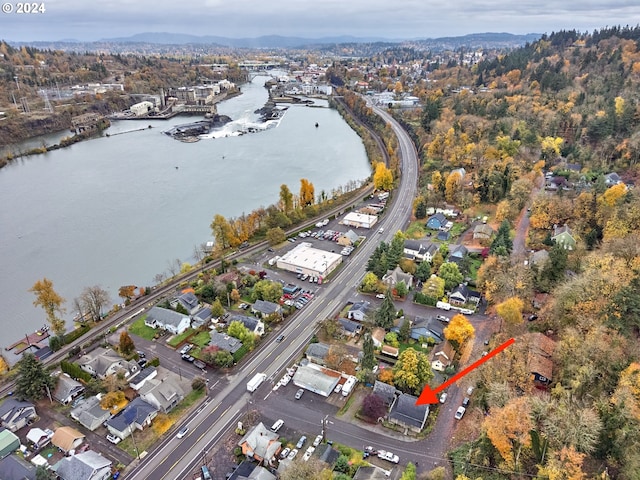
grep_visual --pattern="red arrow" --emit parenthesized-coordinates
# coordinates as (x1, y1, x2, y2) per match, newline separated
(415, 338, 515, 405)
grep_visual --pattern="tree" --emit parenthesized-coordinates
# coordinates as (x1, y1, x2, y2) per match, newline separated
(378, 368, 394, 385)
(445, 171, 462, 203)
(266, 227, 286, 245)
(119, 331, 135, 356)
(80, 285, 110, 322)
(444, 314, 475, 352)
(118, 285, 136, 303)
(230, 288, 241, 304)
(102, 372, 128, 392)
(373, 162, 394, 190)
(361, 334, 376, 370)
(200, 345, 220, 365)
(214, 350, 234, 367)
(422, 274, 445, 299)
(400, 463, 417, 480)
(387, 231, 406, 270)
(299, 178, 315, 206)
(252, 280, 283, 303)
(152, 413, 173, 435)
(279, 184, 293, 213)
(399, 317, 411, 342)
(280, 459, 325, 480)
(375, 289, 396, 329)
(537, 446, 587, 480)
(360, 272, 380, 293)
(227, 320, 255, 350)
(495, 297, 524, 327)
(100, 390, 125, 410)
(36, 465, 54, 480)
(191, 376, 207, 391)
(210, 298, 225, 318)
(395, 280, 409, 298)
(490, 220, 513, 256)
(421, 95, 442, 132)
(392, 348, 433, 395)
(30, 278, 66, 336)
(438, 262, 463, 290)
(415, 260, 432, 282)
(15, 352, 56, 401)
(362, 393, 387, 420)
(483, 396, 532, 469)
(210, 214, 237, 249)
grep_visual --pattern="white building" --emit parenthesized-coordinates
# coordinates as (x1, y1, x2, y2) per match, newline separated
(130, 101, 153, 116)
(340, 212, 378, 229)
(276, 242, 342, 278)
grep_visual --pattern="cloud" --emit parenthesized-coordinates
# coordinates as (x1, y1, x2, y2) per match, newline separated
(3, 0, 640, 42)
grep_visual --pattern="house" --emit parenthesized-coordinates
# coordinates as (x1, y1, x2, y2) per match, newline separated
(251, 300, 282, 318)
(0, 453, 36, 478)
(78, 347, 139, 380)
(53, 450, 112, 480)
(437, 231, 451, 241)
(372, 380, 397, 407)
(229, 314, 265, 336)
(473, 224, 494, 241)
(392, 316, 443, 343)
(70, 396, 111, 431)
(139, 375, 185, 413)
(448, 244, 468, 264)
(314, 443, 341, 467)
(353, 466, 390, 480)
(171, 291, 200, 315)
(605, 172, 622, 186)
(370, 328, 386, 348)
(426, 213, 447, 230)
(431, 341, 455, 371)
(382, 266, 414, 290)
(0, 430, 20, 459)
(347, 301, 370, 321)
(209, 331, 243, 354)
(26, 427, 53, 449)
(305, 342, 330, 365)
(449, 283, 481, 306)
(191, 307, 212, 328)
(237, 422, 281, 463)
(105, 397, 158, 440)
(337, 229, 360, 246)
(381, 345, 399, 358)
(388, 393, 430, 432)
(129, 367, 158, 391)
(228, 460, 276, 480)
(403, 240, 438, 263)
(528, 332, 556, 386)
(53, 374, 85, 405)
(552, 224, 576, 250)
(338, 318, 363, 337)
(144, 307, 191, 335)
(0, 399, 37, 432)
(51, 426, 85, 453)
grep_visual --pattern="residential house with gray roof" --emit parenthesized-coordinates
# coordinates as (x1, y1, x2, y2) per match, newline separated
(237, 422, 281, 463)
(70, 396, 111, 431)
(191, 306, 212, 328)
(403, 240, 438, 263)
(53, 449, 112, 480)
(305, 342, 330, 365)
(53, 374, 85, 405)
(372, 381, 397, 407)
(105, 397, 158, 440)
(209, 331, 243, 353)
(251, 299, 281, 318)
(139, 375, 185, 413)
(78, 347, 139, 380)
(129, 367, 158, 391)
(347, 301, 370, 322)
(0, 454, 36, 479)
(0, 399, 37, 432)
(229, 314, 264, 336)
(171, 291, 200, 315)
(144, 307, 191, 335)
(388, 393, 429, 432)
(338, 318, 362, 337)
(382, 265, 414, 289)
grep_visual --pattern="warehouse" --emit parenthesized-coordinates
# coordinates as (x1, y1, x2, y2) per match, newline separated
(276, 242, 342, 278)
(292, 363, 342, 397)
(340, 212, 378, 229)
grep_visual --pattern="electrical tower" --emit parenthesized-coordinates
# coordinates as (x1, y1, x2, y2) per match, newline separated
(41, 89, 53, 113)
(20, 97, 30, 113)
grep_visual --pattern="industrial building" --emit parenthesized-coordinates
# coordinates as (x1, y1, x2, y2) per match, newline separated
(276, 242, 342, 278)
(340, 212, 378, 229)
(292, 363, 342, 397)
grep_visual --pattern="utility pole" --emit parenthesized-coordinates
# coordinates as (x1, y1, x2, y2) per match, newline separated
(321, 414, 328, 442)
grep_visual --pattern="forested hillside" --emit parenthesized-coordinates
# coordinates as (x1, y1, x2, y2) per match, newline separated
(392, 27, 640, 479)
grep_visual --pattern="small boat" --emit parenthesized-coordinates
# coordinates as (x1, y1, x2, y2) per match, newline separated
(315, 122, 319, 128)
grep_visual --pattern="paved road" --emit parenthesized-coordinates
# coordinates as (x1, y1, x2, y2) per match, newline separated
(124, 104, 419, 479)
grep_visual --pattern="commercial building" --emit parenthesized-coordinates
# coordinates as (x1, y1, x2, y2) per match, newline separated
(130, 101, 154, 116)
(341, 212, 378, 229)
(292, 363, 342, 397)
(276, 242, 342, 278)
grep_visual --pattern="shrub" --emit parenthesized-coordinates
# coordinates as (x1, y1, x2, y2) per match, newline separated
(63, 325, 91, 345)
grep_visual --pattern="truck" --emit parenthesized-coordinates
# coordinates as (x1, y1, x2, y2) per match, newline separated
(247, 373, 267, 393)
(436, 301, 451, 311)
(341, 375, 357, 396)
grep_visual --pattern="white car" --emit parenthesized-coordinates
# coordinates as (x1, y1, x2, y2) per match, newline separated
(280, 375, 291, 386)
(439, 392, 448, 404)
(287, 449, 298, 460)
(303, 446, 316, 461)
(176, 426, 189, 439)
(313, 434, 323, 447)
(377, 450, 400, 464)
(375, 293, 385, 299)
(106, 434, 121, 444)
(334, 384, 342, 394)
(455, 406, 466, 420)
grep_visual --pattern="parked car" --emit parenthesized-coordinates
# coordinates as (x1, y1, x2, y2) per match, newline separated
(181, 354, 194, 362)
(455, 406, 466, 420)
(180, 344, 193, 355)
(334, 384, 342, 394)
(439, 392, 448, 404)
(136, 351, 145, 358)
(271, 419, 284, 432)
(280, 448, 291, 459)
(303, 446, 315, 461)
(287, 449, 298, 460)
(313, 434, 323, 447)
(193, 359, 206, 370)
(295, 388, 304, 400)
(436, 315, 450, 323)
(375, 293, 385, 299)
(462, 397, 470, 407)
(106, 434, 121, 444)
(296, 436, 307, 449)
(528, 314, 539, 321)
(176, 427, 189, 439)
(466, 386, 474, 395)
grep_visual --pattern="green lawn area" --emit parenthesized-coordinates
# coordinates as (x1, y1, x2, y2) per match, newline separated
(398, 340, 430, 355)
(405, 221, 426, 239)
(468, 256, 483, 281)
(191, 331, 211, 347)
(128, 316, 157, 341)
(167, 328, 196, 347)
(449, 221, 468, 238)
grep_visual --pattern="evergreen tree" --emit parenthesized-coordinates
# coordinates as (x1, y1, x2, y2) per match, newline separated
(375, 289, 396, 329)
(386, 231, 406, 270)
(15, 353, 56, 401)
(415, 260, 432, 282)
(361, 334, 376, 370)
(399, 316, 411, 342)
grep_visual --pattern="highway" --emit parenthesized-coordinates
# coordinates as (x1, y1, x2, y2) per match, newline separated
(125, 105, 420, 479)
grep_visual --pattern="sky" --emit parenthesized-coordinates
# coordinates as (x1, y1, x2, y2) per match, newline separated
(1, 0, 639, 42)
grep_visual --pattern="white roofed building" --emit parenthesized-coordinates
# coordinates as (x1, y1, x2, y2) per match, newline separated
(340, 212, 378, 229)
(276, 242, 342, 278)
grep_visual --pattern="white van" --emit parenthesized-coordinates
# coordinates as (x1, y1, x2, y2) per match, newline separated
(271, 419, 284, 432)
(378, 227, 384, 234)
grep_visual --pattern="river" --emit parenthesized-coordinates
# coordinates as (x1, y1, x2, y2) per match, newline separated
(0, 75, 370, 355)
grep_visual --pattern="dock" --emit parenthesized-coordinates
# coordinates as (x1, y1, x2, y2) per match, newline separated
(5, 328, 50, 354)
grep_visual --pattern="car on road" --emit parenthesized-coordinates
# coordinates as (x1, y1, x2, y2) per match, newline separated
(136, 350, 145, 358)
(313, 434, 323, 447)
(295, 388, 304, 400)
(287, 449, 298, 460)
(375, 293, 385, 299)
(280, 447, 291, 459)
(176, 426, 189, 439)
(303, 446, 315, 461)
(296, 436, 307, 449)
(267, 248, 274, 252)
(181, 354, 194, 362)
(455, 406, 466, 420)
(180, 344, 193, 355)
(462, 397, 470, 407)
(439, 392, 448, 404)
(276, 334, 285, 342)
(193, 359, 206, 370)
(106, 434, 121, 444)
(436, 315, 450, 323)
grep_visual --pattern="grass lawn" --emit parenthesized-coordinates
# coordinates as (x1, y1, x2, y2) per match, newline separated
(398, 339, 430, 355)
(449, 222, 468, 238)
(405, 221, 427, 239)
(191, 331, 212, 347)
(167, 329, 195, 347)
(468, 256, 483, 281)
(128, 316, 157, 341)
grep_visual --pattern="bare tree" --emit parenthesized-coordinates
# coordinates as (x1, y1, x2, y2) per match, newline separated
(72, 296, 87, 324)
(192, 244, 207, 264)
(167, 258, 181, 277)
(153, 272, 166, 285)
(79, 285, 111, 322)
